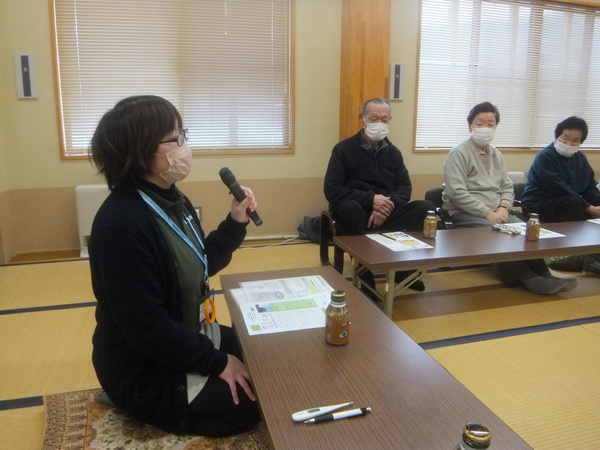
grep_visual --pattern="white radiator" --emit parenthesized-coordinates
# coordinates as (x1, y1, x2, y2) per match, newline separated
(75, 184, 110, 258)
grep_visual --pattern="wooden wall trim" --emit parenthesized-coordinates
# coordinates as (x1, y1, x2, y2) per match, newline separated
(339, 0, 391, 141)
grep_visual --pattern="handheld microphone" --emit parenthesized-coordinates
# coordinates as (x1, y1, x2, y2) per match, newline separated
(219, 167, 263, 226)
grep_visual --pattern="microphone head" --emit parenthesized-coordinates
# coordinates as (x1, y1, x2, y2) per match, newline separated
(219, 167, 236, 185)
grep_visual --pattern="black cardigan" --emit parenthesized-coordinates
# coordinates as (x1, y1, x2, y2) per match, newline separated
(89, 188, 247, 433)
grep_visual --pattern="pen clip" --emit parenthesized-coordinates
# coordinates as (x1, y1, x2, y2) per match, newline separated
(291, 402, 353, 422)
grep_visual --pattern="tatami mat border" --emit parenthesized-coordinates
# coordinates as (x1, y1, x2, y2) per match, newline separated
(0, 301, 97, 316)
(0, 396, 43, 411)
(0, 294, 237, 316)
(420, 315, 600, 350)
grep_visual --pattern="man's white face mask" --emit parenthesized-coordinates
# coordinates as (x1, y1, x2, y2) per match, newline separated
(554, 140, 580, 158)
(364, 122, 389, 142)
(471, 127, 496, 147)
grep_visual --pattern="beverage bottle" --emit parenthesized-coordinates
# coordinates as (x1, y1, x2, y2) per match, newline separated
(525, 213, 540, 241)
(325, 290, 350, 345)
(454, 422, 491, 449)
(423, 210, 437, 238)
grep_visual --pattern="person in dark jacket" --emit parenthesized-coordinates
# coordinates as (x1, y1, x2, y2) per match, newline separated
(324, 98, 435, 293)
(88, 95, 261, 437)
(522, 116, 600, 273)
(522, 116, 600, 222)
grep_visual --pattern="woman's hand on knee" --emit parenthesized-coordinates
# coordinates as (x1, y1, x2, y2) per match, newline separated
(219, 354, 257, 404)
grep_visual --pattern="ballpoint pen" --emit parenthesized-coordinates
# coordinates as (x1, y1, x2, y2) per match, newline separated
(304, 407, 371, 424)
(291, 402, 353, 422)
(378, 232, 398, 242)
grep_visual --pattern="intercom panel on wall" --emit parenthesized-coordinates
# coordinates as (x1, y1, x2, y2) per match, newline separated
(389, 63, 403, 101)
(14, 54, 38, 99)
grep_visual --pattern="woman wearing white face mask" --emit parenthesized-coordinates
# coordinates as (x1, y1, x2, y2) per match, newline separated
(442, 101, 514, 227)
(88, 95, 261, 436)
(522, 116, 600, 223)
(522, 116, 600, 274)
(442, 102, 576, 294)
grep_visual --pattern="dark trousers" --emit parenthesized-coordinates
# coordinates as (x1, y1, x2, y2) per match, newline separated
(334, 199, 436, 236)
(188, 325, 261, 437)
(530, 195, 596, 223)
(492, 258, 552, 284)
(449, 213, 553, 284)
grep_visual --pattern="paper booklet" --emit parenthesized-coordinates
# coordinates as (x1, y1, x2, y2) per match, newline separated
(230, 275, 335, 336)
(367, 231, 433, 251)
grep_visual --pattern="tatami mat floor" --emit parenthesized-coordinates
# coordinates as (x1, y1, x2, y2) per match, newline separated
(1, 240, 599, 449)
(429, 323, 600, 449)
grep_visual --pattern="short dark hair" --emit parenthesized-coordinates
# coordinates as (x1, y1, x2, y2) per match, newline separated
(554, 116, 588, 143)
(91, 95, 183, 193)
(467, 102, 500, 126)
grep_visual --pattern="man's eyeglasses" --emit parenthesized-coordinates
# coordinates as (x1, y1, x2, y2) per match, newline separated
(159, 128, 188, 147)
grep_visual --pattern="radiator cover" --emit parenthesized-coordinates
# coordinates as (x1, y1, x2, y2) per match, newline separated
(75, 184, 110, 258)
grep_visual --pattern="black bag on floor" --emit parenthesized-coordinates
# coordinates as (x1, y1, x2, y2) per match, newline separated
(297, 216, 321, 244)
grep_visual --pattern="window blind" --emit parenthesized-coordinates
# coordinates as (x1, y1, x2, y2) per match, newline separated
(52, 0, 292, 157)
(416, 0, 600, 150)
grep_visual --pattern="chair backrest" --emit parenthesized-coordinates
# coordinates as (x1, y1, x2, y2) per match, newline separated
(513, 182, 525, 201)
(425, 187, 444, 208)
(508, 171, 526, 184)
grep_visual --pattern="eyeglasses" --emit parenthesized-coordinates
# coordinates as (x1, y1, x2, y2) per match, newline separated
(159, 128, 188, 147)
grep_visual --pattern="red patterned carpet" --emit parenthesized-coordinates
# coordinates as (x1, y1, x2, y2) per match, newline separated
(42, 389, 269, 449)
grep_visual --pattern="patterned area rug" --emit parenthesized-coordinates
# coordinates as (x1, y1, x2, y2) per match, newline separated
(42, 388, 270, 449)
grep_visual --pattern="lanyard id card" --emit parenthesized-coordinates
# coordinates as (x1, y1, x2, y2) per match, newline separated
(198, 289, 216, 324)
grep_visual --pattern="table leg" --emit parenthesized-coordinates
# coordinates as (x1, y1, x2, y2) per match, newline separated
(351, 261, 428, 317)
(352, 258, 361, 287)
(383, 269, 396, 318)
(352, 260, 383, 301)
(382, 267, 427, 318)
